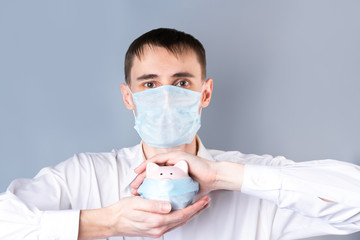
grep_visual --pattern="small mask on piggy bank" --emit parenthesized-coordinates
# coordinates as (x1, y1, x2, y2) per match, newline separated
(137, 160, 199, 210)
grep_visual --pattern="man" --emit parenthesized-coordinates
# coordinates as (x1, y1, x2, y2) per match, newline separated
(0, 28, 360, 240)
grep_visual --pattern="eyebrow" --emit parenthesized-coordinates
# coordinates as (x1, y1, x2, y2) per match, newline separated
(136, 74, 158, 81)
(136, 72, 195, 81)
(172, 72, 195, 78)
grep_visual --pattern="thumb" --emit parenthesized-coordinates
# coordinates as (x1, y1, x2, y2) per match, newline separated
(134, 197, 172, 214)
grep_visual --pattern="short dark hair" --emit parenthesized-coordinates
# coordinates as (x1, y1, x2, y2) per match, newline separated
(124, 28, 206, 84)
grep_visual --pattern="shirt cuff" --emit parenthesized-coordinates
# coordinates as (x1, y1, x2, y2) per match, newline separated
(40, 210, 80, 239)
(241, 164, 282, 204)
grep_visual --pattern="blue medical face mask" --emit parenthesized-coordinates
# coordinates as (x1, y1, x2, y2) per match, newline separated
(137, 177, 199, 210)
(129, 85, 203, 148)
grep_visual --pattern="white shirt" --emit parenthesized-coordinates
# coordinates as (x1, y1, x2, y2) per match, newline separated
(1, 138, 360, 240)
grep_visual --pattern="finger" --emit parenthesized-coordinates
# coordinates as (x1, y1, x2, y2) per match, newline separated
(134, 151, 186, 174)
(188, 202, 210, 220)
(178, 197, 210, 222)
(163, 195, 210, 225)
(130, 171, 146, 189)
(165, 203, 210, 234)
(134, 156, 169, 174)
(133, 197, 172, 214)
(131, 188, 140, 196)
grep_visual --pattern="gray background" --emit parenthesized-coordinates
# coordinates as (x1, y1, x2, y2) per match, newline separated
(0, 1, 359, 239)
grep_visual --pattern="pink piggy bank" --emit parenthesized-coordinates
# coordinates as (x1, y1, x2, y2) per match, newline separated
(138, 160, 199, 210)
(146, 160, 189, 180)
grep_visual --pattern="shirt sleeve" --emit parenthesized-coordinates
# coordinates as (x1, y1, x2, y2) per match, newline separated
(0, 157, 81, 239)
(241, 159, 360, 239)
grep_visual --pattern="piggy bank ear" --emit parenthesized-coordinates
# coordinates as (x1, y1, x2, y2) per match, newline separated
(146, 162, 159, 177)
(174, 160, 188, 174)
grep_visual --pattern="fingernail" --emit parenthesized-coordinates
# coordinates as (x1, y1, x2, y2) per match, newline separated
(202, 197, 211, 207)
(162, 203, 172, 212)
(202, 200, 209, 208)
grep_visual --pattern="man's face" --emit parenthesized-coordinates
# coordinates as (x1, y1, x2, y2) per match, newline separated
(121, 45, 213, 111)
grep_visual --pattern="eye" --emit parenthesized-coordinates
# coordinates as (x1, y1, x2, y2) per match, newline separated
(175, 80, 189, 88)
(170, 173, 173, 175)
(144, 82, 156, 88)
(160, 173, 163, 175)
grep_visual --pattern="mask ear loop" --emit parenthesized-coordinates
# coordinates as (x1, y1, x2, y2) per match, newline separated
(126, 85, 137, 118)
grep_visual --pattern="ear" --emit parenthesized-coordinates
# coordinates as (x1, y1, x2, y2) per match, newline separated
(174, 160, 188, 174)
(200, 78, 213, 108)
(120, 83, 136, 110)
(146, 162, 159, 177)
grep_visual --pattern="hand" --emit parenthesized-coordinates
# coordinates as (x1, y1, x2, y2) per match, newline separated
(131, 151, 245, 197)
(131, 151, 218, 196)
(78, 195, 210, 239)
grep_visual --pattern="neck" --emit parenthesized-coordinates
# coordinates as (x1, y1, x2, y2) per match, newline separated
(142, 136, 198, 160)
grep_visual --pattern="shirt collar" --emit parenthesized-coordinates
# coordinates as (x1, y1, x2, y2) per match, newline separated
(120, 142, 146, 192)
(196, 136, 215, 162)
(121, 136, 215, 193)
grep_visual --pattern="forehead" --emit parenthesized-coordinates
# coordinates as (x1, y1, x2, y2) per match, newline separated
(130, 45, 202, 79)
